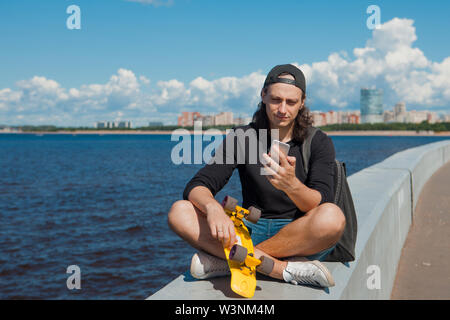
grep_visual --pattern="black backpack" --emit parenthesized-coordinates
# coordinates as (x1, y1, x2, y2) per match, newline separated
(302, 127, 357, 263)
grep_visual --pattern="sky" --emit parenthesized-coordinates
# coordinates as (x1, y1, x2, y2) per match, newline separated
(1, 0, 450, 126)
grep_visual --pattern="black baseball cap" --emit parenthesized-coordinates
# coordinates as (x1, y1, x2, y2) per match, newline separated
(263, 64, 306, 93)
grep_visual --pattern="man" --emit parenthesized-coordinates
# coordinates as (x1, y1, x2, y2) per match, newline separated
(168, 64, 346, 287)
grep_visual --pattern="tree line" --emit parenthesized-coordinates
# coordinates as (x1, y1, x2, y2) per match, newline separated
(12, 121, 450, 132)
(318, 121, 450, 132)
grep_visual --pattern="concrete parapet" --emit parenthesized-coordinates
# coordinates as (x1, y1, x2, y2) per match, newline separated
(375, 140, 450, 212)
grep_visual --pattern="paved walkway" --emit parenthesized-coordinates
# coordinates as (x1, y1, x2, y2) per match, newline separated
(391, 161, 450, 299)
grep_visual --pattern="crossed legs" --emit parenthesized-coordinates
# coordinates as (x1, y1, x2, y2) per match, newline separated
(167, 200, 345, 280)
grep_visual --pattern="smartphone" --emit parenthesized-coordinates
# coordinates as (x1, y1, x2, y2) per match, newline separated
(261, 139, 291, 175)
(270, 139, 290, 158)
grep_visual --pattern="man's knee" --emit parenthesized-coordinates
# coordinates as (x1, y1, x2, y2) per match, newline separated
(311, 203, 346, 240)
(167, 200, 194, 232)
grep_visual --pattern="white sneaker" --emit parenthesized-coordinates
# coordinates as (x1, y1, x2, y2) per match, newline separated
(190, 251, 230, 280)
(282, 260, 335, 287)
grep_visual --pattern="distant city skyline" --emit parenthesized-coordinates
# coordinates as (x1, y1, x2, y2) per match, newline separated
(175, 102, 449, 129)
(1, 1, 450, 127)
(2, 101, 450, 129)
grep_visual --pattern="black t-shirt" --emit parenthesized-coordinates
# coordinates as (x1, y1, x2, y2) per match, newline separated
(183, 123, 335, 219)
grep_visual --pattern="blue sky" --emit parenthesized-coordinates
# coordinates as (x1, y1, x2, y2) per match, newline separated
(1, 0, 450, 126)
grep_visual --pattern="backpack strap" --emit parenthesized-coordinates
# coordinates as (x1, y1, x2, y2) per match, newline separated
(302, 126, 319, 175)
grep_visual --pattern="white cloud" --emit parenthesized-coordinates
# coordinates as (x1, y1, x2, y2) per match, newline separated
(295, 17, 448, 110)
(0, 69, 155, 126)
(147, 18, 450, 116)
(148, 72, 265, 117)
(1, 17, 450, 126)
(139, 75, 150, 85)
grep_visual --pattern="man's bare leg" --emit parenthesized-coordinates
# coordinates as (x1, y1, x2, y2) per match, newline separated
(256, 203, 346, 258)
(167, 200, 286, 279)
(168, 200, 225, 258)
(167, 200, 345, 280)
(251, 203, 345, 280)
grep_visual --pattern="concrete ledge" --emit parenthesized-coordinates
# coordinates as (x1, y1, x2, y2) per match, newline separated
(148, 140, 450, 300)
(375, 140, 450, 212)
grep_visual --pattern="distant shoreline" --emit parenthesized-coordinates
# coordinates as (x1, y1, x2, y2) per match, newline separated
(2, 130, 450, 136)
(326, 130, 450, 136)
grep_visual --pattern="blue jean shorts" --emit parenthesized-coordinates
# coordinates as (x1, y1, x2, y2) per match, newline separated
(244, 218, 336, 262)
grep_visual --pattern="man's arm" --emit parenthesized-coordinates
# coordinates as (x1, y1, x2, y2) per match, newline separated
(284, 178, 322, 212)
(187, 185, 237, 248)
(182, 130, 239, 248)
(187, 185, 221, 216)
(262, 132, 335, 212)
(262, 151, 321, 212)
(183, 130, 238, 201)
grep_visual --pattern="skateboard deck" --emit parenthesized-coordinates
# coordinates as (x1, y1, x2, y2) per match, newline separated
(221, 196, 273, 298)
(223, 216, 256, 298)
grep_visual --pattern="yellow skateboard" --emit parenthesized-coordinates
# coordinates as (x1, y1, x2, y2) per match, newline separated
(221, 196, 274, 298)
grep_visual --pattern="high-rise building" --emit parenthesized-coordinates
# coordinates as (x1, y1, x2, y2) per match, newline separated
(339, 111, 361, 124)
(177, 112, 202, 127)
(393, 102, 407, 122)
(360, 88, 383, 123)
(348, 113, 360, 124)
(383, 110, 395, 123)
(95, 122, 106, 129)
(311, 112, 325, 126)
(116, 121, 132, 128)
(233, 117, 252, 126)
(407, 110, 428, 124)
(394, 102, 406, 115)
(427, 112, 438, 124)
(148, 121, 163, 126)
(202, 115, 215, 127)
(325, 110, 338, 125)
(95, 121, 131, 128)
(311, 110, 360, 126)
(214, 112, 234, 126)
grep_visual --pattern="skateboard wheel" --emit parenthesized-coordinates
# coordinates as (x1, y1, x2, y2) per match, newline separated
(246, 206, 261, 223)
(256, 256, 274, 275)
(222, 196, 238, 211)
(229, 244, 247, 263)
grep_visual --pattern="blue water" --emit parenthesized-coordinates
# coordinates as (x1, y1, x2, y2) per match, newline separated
(1, 133, 449, 299)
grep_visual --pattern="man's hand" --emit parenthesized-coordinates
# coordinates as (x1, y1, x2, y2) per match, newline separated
(262, 145, 299, 193)
(205, 202, 237, 249)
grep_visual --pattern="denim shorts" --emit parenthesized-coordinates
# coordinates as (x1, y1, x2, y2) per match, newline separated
(244, 218, 335, 262)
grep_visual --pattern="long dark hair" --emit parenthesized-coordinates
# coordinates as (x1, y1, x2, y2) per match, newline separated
(251, 88, 313, 143)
